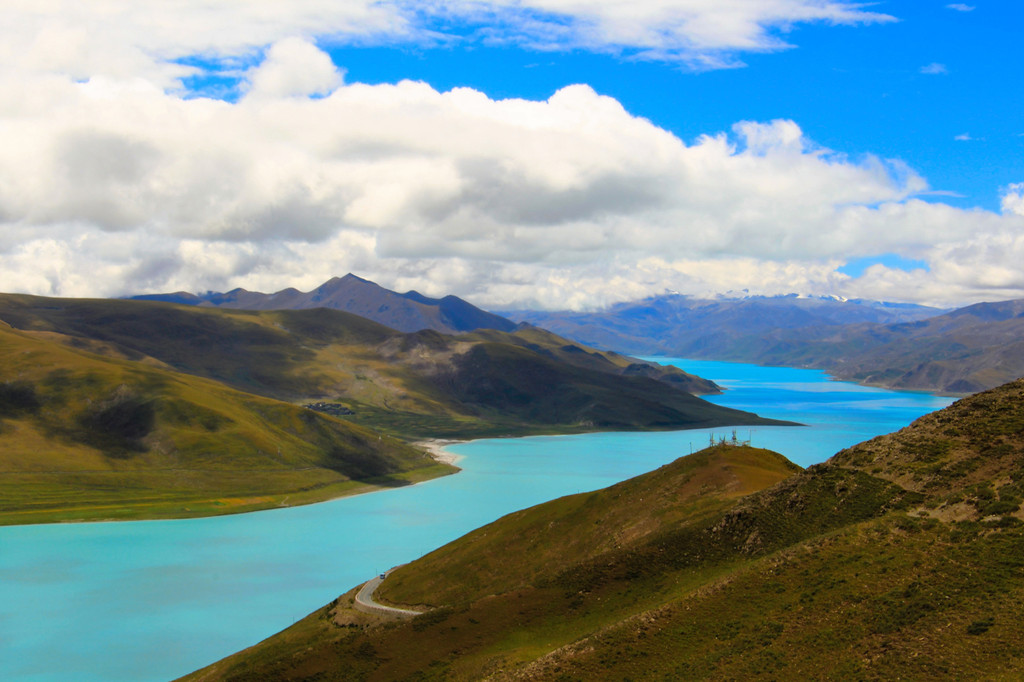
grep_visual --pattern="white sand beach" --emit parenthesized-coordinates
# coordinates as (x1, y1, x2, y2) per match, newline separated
(415, 439, 465, 466)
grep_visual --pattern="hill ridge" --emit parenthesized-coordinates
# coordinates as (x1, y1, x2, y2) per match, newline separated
(131, 273, 519, 335)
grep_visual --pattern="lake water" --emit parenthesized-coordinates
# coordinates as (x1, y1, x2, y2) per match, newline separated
(0, 359, 952, 681)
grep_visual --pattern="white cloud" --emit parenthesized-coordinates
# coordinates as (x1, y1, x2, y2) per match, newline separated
(920, 63, 948, 75)
(1002, 184, 1024, 217)
(1, 39, 1022, 309)
(444, 0, 895, 68)
(0, 1, 407, 87)
(0, 2, 1021, 311)
(946, 3, 976, 11)
(245, 38, 344, 99)
(0, 1, 896, 84)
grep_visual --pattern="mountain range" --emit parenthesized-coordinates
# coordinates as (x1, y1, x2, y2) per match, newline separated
(136, 278, 1024, 394)
(132, 273, 518, 335)
(509, 293, 942, 357)
(511, 293, 1024, 394)
(723, 298, 1024, 394)
(0, 293, 784, 523)
(507, 293, 941, 356)
(185, 376, 1024, 680)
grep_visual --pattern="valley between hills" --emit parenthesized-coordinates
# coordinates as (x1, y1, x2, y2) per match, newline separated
(0, 286, 786, 525)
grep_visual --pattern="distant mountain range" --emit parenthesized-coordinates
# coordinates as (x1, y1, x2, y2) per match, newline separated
(186, 377, 1024, 680)
(135, 280, 1024, 394)
(132, 273, 518, 335)
(507, 293, 942, 357)
(510, 293, 1024, 394)
(727, 299, 1024, 394)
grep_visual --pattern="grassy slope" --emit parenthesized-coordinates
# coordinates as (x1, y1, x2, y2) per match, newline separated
(463, 324, 721, 395)
(0, 323, 449, 525)
(184, 379, 1024, 681)
(181, 446, 803, 680)
(0, 294, 782, 438)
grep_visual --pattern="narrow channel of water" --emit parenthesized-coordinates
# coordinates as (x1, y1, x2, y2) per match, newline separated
(0, 360, 952, 681)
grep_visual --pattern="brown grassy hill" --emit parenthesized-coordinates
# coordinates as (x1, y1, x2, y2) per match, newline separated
(183, 379, 1024, 681)
(0, 292, 784, 523)
(182, 445, 804, 681)
(831, 377, 1024, 517)
(0, 322, 447, 525)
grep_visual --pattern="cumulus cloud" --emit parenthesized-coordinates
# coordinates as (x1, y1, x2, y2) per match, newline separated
(2, 40, 1022, 309)
(0, 2, 1020, 310)
(0, 1, 406, 87)
(245, 38, 344, 99)
(920, 63, 948, 75)
(946, 3, 975, 11)
(1002, 184, 1024, 217)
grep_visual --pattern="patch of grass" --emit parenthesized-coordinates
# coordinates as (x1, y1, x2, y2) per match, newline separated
(967, 617, 995, 635)
(76, 386, 156, 454)
(0, 380, 41, 416)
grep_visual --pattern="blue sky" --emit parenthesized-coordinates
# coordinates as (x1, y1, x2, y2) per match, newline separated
(0, 1, 1021, 309)
(323, 1, 1020, 212)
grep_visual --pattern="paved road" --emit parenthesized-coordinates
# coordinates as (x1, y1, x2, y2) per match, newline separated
(353, 567, 422, 619)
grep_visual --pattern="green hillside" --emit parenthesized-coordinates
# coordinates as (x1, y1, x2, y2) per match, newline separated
(0, 294, 780, 439)
(0, 323, 448, 525)
(185, 379, 1024, 680)
(0, 293, 786, 524)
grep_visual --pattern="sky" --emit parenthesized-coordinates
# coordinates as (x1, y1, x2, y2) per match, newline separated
(1, 1, 1021, 310)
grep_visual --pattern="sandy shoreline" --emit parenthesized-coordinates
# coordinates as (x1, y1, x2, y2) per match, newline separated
(414, 439, 466, 466)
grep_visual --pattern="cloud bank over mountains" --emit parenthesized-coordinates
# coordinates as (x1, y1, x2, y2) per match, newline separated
(0, 2, 1021, 310)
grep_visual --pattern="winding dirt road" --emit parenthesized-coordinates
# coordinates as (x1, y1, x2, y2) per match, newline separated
(353, 567, 422, 619)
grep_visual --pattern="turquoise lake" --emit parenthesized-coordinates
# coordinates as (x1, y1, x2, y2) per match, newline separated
(0, 359, 953, 681)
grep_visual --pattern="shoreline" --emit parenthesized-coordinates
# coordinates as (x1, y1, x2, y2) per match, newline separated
(3, 453, 465, 528)
(414, 438, 467, 466)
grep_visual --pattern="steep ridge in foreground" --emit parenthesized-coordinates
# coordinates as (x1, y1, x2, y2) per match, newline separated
(185, 379, 1024, 680)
